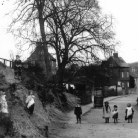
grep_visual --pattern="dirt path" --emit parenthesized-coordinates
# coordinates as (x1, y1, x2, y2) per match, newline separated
(57, 94, 138, 138)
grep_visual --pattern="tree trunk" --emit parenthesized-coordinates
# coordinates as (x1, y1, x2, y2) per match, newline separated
(55, 63, 66, 92)
(57, 65, 65, 84)
(39, 11, 51, 79)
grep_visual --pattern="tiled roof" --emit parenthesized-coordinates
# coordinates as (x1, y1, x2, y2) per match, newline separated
(27, 45, 56, 62)
(112, 56, 129, 68)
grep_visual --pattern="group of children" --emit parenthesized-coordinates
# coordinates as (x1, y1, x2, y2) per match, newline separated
(13, 55, 137, 123)
(103, 101, 134, 123)
(74, 101, 134, 124)
(0, 89, 35, 118)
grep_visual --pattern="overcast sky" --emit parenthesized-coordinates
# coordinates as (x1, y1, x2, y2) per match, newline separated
(0, 0, 138, 63)
(100, 0, 138, 63)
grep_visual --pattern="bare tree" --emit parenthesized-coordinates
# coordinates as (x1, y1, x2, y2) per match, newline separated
(6, 0, 116, 85)
(6, 0, 54, 78)
(9, 50, 15, 61)
(43, 0, 116, 83)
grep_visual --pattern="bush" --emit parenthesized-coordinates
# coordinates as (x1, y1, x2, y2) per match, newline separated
(104, 88, 117, 97)
(22, 63, 46, 90)
(0, 113, 14, 137)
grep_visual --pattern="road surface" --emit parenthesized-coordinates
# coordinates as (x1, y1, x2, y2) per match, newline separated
(57, 94, 138, 138)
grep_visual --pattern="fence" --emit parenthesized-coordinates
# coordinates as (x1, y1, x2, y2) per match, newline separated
(0, 58, 13, 68)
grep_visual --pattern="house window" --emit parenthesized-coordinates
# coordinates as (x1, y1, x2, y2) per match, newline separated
(121, 72, 124, 78)
(127, 82, 129, 88)
(118, 81, 121, 86)
(122, 82, 125, 89)
(127, 72, 129, 78)
(132, 67, 135, 72)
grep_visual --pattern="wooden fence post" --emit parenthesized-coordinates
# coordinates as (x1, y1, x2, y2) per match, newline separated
(3, 59, 5, 65)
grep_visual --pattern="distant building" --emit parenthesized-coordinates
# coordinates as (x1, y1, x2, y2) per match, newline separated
(131, 67, 136, 72)
(102, 53, 130, 95)
(27, 43, 56, 75)
(129, 67, 138, 92)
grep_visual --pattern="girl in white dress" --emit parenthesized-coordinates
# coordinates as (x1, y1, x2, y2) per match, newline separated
(26, 90, 35, 115)
(103, 101, 111, 123)
(125, 103, 134, 123)
(0, 91, 8, 118)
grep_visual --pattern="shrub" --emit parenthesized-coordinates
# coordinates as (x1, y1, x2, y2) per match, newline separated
(0, 113, 14, 137)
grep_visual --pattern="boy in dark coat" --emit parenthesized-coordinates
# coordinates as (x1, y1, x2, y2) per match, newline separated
(74, 103, 82, 124)
(14, 55, 22, 80)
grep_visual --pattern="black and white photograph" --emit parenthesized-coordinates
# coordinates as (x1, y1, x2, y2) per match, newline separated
(0, 0, 138, 137)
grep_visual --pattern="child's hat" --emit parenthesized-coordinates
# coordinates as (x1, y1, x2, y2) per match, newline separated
(127, 103, 131, 107)
(114, 105, 117, 108)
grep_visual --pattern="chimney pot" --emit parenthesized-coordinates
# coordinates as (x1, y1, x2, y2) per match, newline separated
(113, 53, 118, 58)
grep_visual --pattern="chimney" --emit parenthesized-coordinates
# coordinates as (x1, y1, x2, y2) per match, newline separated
(113, 53, 118, 58)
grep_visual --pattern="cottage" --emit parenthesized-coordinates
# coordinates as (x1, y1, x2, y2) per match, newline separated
(102, 53, 130, 95)
(27, 43, 56, 75)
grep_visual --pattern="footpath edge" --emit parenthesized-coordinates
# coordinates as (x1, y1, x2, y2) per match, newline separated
(82, 94, 129, 116)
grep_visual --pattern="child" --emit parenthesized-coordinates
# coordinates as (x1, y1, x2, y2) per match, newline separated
(103, 101, 111, 123)
(14, 55, 22, 80)
(136, 97, 138, 105)
(74, 103, 82, 124)
(112, 105, 118, 123)
(125, 103, 134, 123)
(25, 90, 35, 115)
(0, 90, 8, 117)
